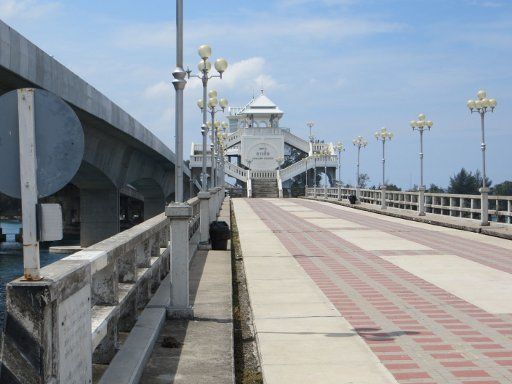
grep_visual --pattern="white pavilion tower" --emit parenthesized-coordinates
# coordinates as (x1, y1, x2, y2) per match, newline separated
(189, 92, 338, 197)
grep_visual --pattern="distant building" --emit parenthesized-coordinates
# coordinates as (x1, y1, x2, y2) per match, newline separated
(189, 91, 338, 196)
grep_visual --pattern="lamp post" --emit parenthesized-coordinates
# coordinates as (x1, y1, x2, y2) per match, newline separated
(467, 90, 497, 226)
(217, 121, 228, 187)
(336, 142, 345, 186)
(374, 127, 394, 210)
(307, 121, 315, 142)
(322, 149, 329, 187)
(352, 135, 368, 200)
(198, 91, 228, 188)
(187, 46, 228, 190)
(410, 114, 433, 216)
(171, 0, 187, 202)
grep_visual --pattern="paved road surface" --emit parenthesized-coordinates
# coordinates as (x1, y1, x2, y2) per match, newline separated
(234, 198, 512, 384)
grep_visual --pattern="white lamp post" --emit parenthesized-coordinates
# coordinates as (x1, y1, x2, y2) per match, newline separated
(336, 141, 345, 186)
(467, 90, 497, 226)
(374, 127, 394, 209)
(307, 121, 315, 142)
(187, 46, 228, 190)
(352, 136, 368, 200)
(410, 114, 433, 216)
(198, 91, 228, 188)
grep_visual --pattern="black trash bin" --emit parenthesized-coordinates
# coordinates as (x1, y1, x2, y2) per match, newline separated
(210, 221, 231, 250)
(348, 195, 357, 204)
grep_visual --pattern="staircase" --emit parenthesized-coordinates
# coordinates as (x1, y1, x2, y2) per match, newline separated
(251, 178, 279, 198)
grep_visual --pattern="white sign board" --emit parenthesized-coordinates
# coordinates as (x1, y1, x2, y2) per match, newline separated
(241, 135, 284, 170)
(38, 203, 63, 241)
(58, 284, 92, 384)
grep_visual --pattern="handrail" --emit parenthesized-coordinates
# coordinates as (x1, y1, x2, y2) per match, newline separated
(305, 187, 512, 224)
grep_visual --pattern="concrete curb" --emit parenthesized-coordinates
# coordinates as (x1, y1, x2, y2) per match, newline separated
(302, 196, 512, 241)
(98, 275, 170, 384)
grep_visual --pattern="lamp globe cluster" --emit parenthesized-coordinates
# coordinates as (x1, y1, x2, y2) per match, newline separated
(410, 113, 433, 130)
(467, 90, 497, 113)
(374, 127, 394, 141)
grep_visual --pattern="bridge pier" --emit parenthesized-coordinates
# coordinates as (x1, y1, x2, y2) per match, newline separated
(144, 196, 165, 220)
(80, 187, 120, 247)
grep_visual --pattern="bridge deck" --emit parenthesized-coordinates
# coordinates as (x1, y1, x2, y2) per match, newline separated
(234, 198, 512, 384)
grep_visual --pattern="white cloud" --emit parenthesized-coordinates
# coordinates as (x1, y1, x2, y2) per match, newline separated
(0, 0, 60, 20)
(220, 57, 280, 92)
(143, 81, 171, 100)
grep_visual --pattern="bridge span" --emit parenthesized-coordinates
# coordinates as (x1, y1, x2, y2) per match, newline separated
(0, 20, 196, 246)
(234, 197, 512, 383)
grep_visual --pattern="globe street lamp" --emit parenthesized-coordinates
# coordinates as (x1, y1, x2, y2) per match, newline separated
(198, 90, 228, 188)
(187, 45, 228, 190)
(467, 90, 497, 226)
(307, 121, 315, 142)
(352, 135, 368, 199)
(336, 141, 345, 186)
(374, 127, 394, 209)
(410, 114, 433, 216)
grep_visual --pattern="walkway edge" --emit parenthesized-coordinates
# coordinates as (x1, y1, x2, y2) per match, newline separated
(98, 275, 170, 384)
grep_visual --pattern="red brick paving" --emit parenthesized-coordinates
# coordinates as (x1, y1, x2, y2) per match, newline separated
(247, 199, 512, 384)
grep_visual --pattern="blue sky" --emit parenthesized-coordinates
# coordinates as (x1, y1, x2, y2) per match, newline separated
(1, 0, 510, 188)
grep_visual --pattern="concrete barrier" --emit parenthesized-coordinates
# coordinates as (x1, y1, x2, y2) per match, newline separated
(0, 189, 224, 384)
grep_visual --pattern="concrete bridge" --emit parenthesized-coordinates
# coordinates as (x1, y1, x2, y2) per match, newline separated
(0, 20, 198, 247)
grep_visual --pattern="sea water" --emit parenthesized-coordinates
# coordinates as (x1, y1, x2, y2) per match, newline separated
(0, 220, 65, 328)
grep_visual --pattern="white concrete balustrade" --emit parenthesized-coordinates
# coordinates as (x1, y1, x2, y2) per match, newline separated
(0, 189, 225, 384)
(306, 187, 512, 224)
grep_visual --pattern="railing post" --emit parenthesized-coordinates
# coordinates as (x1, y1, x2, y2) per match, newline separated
(324, 186, 328, 199)
(208, 189, 216, 223)
(337, 185, 341, 200)
(480, 187, 490, 225)
(418, 187, 426, 216)
(198, 191, 211, 249)
(165, 202, 193, 318)
(381, 186, 387, 210)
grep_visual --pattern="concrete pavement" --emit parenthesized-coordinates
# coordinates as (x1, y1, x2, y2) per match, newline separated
(234, 197, 512, 384)
(139, 199, 233, 384)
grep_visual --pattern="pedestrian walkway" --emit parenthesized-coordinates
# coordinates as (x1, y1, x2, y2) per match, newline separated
(233, 198, 512, 384)
(139, 199, 233, 384)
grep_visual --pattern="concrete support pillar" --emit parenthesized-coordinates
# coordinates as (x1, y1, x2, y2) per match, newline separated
(80, 187, 120, 247)
(144, 197, 165, 220)
(381, 186, 387, 210)
(418, 187, 426, 216)
(165, 203, 193, 318)
(480, 187, 490, 226)
(209, 189, 216, 224)
(198, 191, 211, 248)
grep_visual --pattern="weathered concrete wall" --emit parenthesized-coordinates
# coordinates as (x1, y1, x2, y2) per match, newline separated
(0, 213, 171, 383)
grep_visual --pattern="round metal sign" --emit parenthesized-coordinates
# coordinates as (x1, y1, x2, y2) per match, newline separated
(0, 88, 84, 198)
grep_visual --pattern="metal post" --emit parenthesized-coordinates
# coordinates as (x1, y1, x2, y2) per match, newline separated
(480, 112, 489, 225)
(305, 158, 308, 188)
(337, 150, 341, 185)
(17, 89, 41, 280)
(381, 140, 387, 210)
(172, 0, 186, 202)
(356, 146, 361, 199)
(210, 110, 216, 187)
(418, 129, 426, 216)
(382, 139, 386, 187)
(201, 73, 208, 190)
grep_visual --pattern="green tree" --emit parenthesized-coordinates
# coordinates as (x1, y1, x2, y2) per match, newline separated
(447, 168, 491, 194)
(427, 183, 445, 193)
(493, 181, 512, 196)
(386, 184, 401, 191)
(358, 173, 370, 188)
